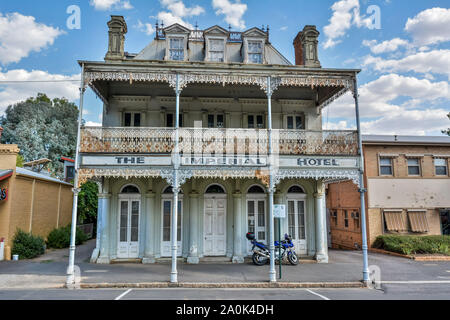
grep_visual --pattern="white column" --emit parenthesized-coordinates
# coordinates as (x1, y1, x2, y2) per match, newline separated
(171, 74, 181, 283)
(267, 77, 276, 282)
(187, 191, 199, 264)
(232, 191, 244, 263)
(90, 184, 108, 263)
(97, 193, 111, 264)
(314, 181, 328, 263)
(143, 191, 156, 264)
(66, 63, 85, 286)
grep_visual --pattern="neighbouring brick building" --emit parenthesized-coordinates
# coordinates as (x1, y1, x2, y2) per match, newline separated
(327, 135, 450, 250)
(0, 130, 74, 260)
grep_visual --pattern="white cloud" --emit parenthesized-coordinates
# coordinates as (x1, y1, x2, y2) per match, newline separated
(0, 12, 64, 65)
(323, 0, 372, 49)
(156, 0, 205, 29)
(362, 38, 410, 54)
(136, 20, 155, 36)
(89, 0, 133, 11)
(363, 49, 450, 79)
(326, 74, 450, 135)
(212, 0, 247, 30)
(405, 7, 450, 46)
(85, 121, 102, 127)
(0, 69, 80, 114)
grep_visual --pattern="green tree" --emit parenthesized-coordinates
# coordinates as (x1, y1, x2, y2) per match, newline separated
(0, 93, 78, 177)
(16, 154, 24, 167)
(443, 113, 450, 136)
(77, 181, 98, 225)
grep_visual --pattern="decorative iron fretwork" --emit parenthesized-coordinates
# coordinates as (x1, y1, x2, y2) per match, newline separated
(80, 127, 358, 156)
(84, 71, 354, 109)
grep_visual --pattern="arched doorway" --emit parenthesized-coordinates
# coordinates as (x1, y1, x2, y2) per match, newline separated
(203, 184, 227, 256)
(118, 184, 141, 259)
(246, 185, 266, 253)
(161, 186, 183, 257)
(286, 185, 307, 254)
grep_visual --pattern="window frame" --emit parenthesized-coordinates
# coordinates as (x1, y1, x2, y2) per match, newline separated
(247, 114, 265, 129)
(244, 38, 265, 64)
(168, 36, 185, 61)
(434, 158, 449, 176)
(166, 113, 183, 128)
(123, 111, 143, 127)
(207, 113, 225, 128)
(407, 157, 421, 176)
(379, 156, 394, 176)
(207, 38, 226, 63)
(284, 114, 305, 130)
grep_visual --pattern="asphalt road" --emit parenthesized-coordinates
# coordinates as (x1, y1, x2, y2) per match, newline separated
(0, 283, 449, 300)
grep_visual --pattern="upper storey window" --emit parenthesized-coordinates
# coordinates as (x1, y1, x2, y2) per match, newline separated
(169, 38, 184, 61)
(248, 41, 263, 64)
(208, 39, 225, 62)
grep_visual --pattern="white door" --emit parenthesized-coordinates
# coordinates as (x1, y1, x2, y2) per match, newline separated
(204, 196, 227, 256)
(287, 199, 307, 254)
(117, 197, 140, 259)
(247, 198, 266, 253)
(161, 198, 182, 257)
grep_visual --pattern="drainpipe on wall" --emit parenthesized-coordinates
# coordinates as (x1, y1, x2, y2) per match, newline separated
(353, 74, 370, 284)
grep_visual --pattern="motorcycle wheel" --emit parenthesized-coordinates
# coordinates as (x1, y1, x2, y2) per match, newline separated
(252, 252, 269, 266)
(288, 251, 299, 265)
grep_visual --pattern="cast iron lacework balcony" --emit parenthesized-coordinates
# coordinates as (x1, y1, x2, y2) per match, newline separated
(80, 127, 359, 156)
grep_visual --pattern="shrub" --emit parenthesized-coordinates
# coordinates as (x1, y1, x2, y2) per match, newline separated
(11, 229, 45, 259)
(46, 225, 88, 249)
(373, 235, 450, 256)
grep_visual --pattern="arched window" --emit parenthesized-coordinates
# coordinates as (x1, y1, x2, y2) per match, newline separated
(287, 185, 305, 193)
(163, 186, 183, 194)
(205, 184, 225, 194)
(248, 185, 265, 194)
(121, 185, 140, 194)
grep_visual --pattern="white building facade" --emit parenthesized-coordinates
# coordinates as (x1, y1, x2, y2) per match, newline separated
(77, 17, 363, 273)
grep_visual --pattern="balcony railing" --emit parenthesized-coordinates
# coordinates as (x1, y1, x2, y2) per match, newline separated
(79, 127, 358, 156)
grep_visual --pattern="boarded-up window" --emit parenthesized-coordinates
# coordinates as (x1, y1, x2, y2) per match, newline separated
(383, 210, 407, 231)
(407, 211, 429, 233)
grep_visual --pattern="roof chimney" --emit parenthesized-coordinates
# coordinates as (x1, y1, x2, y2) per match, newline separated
(294, 25, 321, 68)
(105, 16, 128, 61)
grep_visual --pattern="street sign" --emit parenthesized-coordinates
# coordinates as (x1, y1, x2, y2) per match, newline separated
(273, 205, 286, 218)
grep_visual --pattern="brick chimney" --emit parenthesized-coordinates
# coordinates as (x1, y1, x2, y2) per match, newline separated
(293, 32, 304, 66)
(294, 25, 321, 68)
(105, 16, 128, 61)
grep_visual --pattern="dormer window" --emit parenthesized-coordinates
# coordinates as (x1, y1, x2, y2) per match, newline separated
(169, 37, 184, 61)
(248, 41, 263, 63)
(208, 39, 225, 62)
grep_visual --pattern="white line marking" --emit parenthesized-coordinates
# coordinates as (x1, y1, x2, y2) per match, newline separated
(115, 289, 132, 300)
(382, 280, 450, 284)
(305, 289, 330, 300)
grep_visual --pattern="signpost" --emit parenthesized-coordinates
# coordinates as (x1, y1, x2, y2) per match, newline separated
(273, 205, 286, 279)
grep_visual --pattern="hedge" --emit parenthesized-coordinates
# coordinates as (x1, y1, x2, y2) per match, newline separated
(372, 235, 450, 256)
(11, 229, 45, 259)
(46, 225, 88, 249)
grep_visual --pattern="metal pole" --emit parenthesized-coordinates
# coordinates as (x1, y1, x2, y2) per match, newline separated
(353, 75, 370, 284)
(66, 63, 85, 287)
(267, 77, 276, 283)
(171, 74, 180, 283)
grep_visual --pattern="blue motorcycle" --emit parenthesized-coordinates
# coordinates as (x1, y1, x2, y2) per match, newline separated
(246, 232, 299, 266)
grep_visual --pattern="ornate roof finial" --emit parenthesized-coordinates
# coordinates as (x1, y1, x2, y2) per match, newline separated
(195, 21, 198, 30)
(161, 21, 164, 28)
(228, 24, 232, 31)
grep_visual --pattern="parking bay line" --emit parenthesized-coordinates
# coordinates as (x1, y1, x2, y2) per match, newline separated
(115, 289, 132, 300)
(305, 289, 331, 300)
(381, 280, 450, 284)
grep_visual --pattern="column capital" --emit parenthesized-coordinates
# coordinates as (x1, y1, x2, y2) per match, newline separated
(189, 191, 199, 198)
(232, 192, 242, 198)
(145, 192, 156, 198)
(98, 193, 111, 199)
(313, 192, 325, 199)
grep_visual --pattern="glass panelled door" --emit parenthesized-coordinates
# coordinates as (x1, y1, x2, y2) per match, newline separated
(204, 196, 227, 256)
(117, 197, 140, 259)
(247, 198, 266, 253)
(287, 199, 307, 254)
(161, 198, 182, 257)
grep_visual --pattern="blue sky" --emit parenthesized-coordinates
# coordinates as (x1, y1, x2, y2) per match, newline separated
(0, 0, 448, 135)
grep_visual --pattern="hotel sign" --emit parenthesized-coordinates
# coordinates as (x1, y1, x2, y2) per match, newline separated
(181, 156, 267, 166)
(81, 156, 171, 166)
(279, 156, 358, 168)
